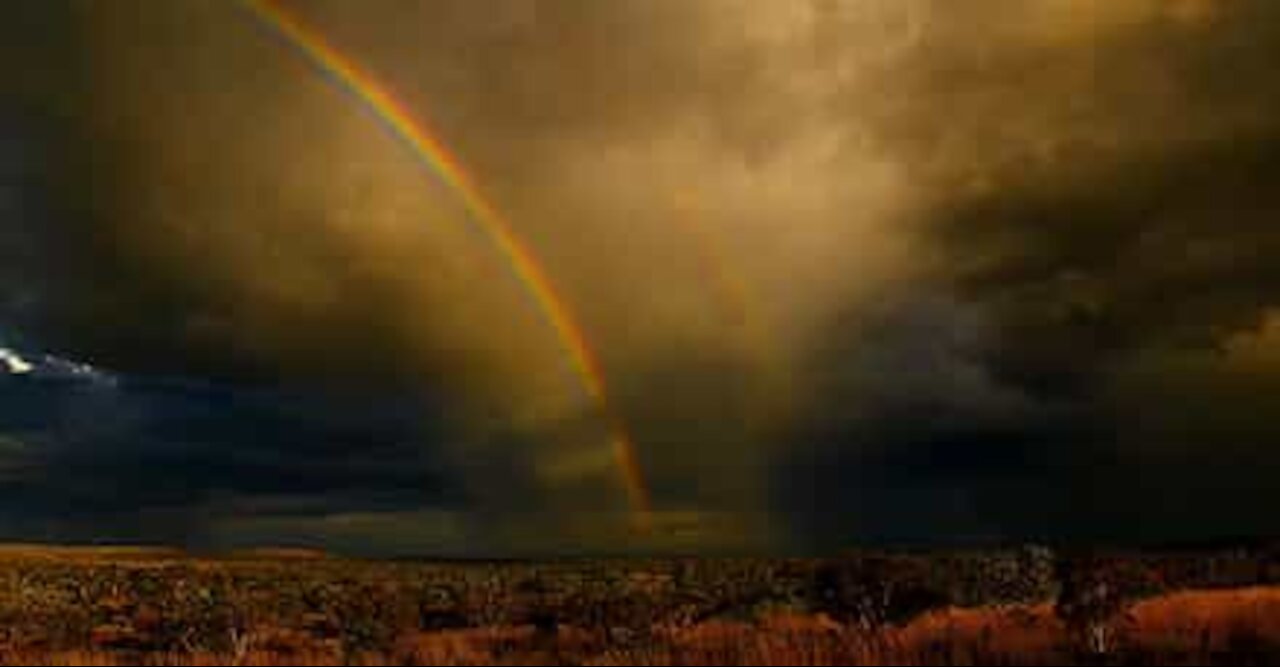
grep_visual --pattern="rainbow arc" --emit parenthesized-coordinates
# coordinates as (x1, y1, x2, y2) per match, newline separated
(240, 0, 651, 524)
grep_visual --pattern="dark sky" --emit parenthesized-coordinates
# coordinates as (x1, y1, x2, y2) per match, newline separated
(0, 0, 1278, 555)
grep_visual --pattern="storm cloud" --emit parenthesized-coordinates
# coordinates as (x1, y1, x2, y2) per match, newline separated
(777, 0, 1280, 549)
(0, 0, 1278, 554)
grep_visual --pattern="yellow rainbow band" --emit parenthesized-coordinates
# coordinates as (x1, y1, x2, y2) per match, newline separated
(241, 0, 651, 521)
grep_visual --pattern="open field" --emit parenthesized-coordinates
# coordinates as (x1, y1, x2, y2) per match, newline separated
(0, 545, 1275, 665)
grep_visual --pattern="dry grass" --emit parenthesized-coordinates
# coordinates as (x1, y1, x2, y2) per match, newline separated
(0, 587, 1277, 665)
(586, 607, 1068, 666)
(1118, 587, 1280, 662)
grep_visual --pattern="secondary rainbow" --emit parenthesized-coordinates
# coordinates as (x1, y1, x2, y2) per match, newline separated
(670, 192, 780, 371)
(240, 0, 651, 522)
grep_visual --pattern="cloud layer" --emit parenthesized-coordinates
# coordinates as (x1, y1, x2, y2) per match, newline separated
(0, 0, 1277, 553)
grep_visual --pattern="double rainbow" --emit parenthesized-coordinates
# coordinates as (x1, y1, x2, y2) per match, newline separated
(240, 0, 650, 523)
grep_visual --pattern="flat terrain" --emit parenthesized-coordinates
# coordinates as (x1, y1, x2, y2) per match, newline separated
(0, 545, 1275, 665)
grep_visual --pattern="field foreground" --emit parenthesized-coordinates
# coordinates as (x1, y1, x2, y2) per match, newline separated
(0, 546, 1275, 665)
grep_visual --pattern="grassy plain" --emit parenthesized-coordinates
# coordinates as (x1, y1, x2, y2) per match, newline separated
(0, 545, 1274, 665)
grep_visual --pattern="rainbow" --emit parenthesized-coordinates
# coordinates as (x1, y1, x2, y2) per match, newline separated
(240, 0, 651, 524)
(670, 192, 779, 367)
(671, 193, 754, 340)
(671, 191, 795, 432)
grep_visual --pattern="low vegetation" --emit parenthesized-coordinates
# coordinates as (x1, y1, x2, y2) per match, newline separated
(0, 545, 1273, 665)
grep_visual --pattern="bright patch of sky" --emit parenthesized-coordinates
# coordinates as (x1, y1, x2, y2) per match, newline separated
(0, 348, 33, 375)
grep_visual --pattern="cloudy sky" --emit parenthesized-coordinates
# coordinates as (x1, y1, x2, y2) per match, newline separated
(0, 0, 1277, 555)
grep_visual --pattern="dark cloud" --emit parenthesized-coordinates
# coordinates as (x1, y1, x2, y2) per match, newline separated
(2, 0, 1280, 553)
(775, 294, 1081, 548)
(774, 0, 1280, 550)
(0, 368, 466, 548)
(934, 130, 1280, 394)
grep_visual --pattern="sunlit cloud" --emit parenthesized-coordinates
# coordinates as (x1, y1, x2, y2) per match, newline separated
(0, 0, 1276, 552)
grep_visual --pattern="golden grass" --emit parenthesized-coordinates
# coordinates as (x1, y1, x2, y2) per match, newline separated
(1121, 586, 1280, 657)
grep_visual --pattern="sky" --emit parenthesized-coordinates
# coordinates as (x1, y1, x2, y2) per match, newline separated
(0, 0, 1277, 555)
